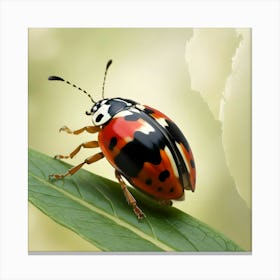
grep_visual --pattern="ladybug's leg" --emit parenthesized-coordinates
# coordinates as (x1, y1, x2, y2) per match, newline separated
(59, 125, 101, 135)
(49, 152, 104, 180)
(54, 140, 99, 159)
(115, 170, 145, 219)
(53, 126, 100, 159)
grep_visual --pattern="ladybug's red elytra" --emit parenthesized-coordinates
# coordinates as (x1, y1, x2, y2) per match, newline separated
(49, 60, 196, 219)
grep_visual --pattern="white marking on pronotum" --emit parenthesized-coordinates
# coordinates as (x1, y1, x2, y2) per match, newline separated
(164, 146, 179, 178)
(176, 142, 190, 175)
(92, 103, 111, 125)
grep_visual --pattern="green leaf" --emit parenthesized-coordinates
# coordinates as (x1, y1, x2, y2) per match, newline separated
(28, 148, 244, 252)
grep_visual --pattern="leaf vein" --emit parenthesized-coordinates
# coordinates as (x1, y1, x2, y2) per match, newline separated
(29, 172, 175, 252)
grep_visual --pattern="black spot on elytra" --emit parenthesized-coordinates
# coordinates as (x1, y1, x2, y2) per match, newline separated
(158, 170, 170, 182)
(157, 187, 163, 192)
(114, 111, 166, 178)
(169, 187, 174, 193)
(109, 137, 117, 151)
(96, 113, 104, 123)
(145, 178, 152, 185)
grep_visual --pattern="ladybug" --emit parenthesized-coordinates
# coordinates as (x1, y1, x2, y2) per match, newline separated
(49, 60, 196, 219)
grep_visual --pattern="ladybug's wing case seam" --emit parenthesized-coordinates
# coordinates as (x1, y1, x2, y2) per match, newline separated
(98, 101, 195, 200)
(142, 106, 193, 190)
(143, 105, 196, 191)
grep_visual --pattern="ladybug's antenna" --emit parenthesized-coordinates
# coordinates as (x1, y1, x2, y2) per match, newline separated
(102, 59, 113, 99)
(48, 76, 96, 103)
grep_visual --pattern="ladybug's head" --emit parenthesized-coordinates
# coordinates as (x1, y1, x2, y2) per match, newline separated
(86, 98, 135, 126)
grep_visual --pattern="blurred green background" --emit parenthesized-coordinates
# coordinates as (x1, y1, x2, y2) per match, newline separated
(28, 28, 251, 251)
